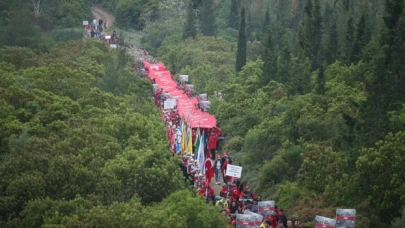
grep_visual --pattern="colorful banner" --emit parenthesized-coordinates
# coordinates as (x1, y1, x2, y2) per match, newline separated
(314, 215, 336, 228)
(257, 201, 276, 216)
(244, 210, 263, 227)
(197, 133, 205, 173)
(236, 214, 255, 228)
(336, 209, 356, 228)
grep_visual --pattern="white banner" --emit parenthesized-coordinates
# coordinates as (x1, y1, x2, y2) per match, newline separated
(199, 93, 208, 101)
(110, 44, 117, 48)
(83, 21, 89, 25)
(200, 100, 211, 109)
(166, 98, 177, 106)
(105, 35, 111, 39)
(179, 75, 189, 82)
(225, 164, 242, 178)
(164, 100, 175, 109)
(185, 84, 194, 92)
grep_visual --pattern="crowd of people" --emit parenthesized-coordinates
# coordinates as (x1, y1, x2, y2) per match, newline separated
(84, 18, 117, 45)
(181, 151, 302, 228)
(137, 60, 302, 228)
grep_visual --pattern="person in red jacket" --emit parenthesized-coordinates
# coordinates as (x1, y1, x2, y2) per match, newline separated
(205, 156, 214, 183)
(221, 156, 232, 184)
(208, 131, 218, 159)
(199, 182, 215, 205)
(243, 186, 256, 200)
(231, 184, 240, 202)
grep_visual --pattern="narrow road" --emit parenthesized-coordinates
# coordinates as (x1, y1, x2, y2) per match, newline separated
(91, 4, 223, 196)
(91, 5, 115, 32)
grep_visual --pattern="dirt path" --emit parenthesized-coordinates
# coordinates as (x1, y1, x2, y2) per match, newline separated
(91, 5, 115, 33)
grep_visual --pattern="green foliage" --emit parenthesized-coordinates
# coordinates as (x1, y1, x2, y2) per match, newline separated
(0, 40, 189, 227)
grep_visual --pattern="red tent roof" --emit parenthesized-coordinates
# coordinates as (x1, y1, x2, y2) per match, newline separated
(145, 61, 217, 128)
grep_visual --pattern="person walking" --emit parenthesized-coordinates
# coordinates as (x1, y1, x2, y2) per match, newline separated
(214, 155, 222, 185)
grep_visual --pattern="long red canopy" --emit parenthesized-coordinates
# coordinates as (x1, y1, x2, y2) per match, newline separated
(144, 61, 217, 128)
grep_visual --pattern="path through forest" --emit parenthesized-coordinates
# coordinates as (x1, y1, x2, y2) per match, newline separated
(90, 5, 224, 196)
(91, 5, 115, 33)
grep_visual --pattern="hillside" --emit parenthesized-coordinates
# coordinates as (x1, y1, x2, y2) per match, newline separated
(2, 0, 405, 228)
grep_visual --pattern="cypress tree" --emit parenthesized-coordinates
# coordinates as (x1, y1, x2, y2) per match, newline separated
(183, 1, 197, 40)
(352, 13, 368, 63)
(261, 8, 270, 41)
(236, 8, 246, 73)
(344, 16, 354, 65)
(261, 29, 277, 85)
(200, 0, 216, 36)
(326, 20, 339, 64)
(316, 66, 325, 95)
(311, 0, 323, 70)
(228, 0, 239, 29)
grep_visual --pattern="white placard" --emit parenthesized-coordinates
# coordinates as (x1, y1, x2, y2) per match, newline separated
(225, 164, 242, 178)
(105, 35, 111, 39)
(200, 100, 211, 109)
(179, 75, 189, 82)
(110, 44, 117, 48)
(164, 100, 175, 109)
(166, 98, 177, 106)
(185, 84, 194, 91)
(93, 19, 97, 24)
(199, 93, 208, 101)
(83, 21, 89, 25)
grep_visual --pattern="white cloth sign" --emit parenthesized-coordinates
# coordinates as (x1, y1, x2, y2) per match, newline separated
(225, 164, 242, 178)
(110, 44, 117, 48)
(83, 21, 89, 25)
(105, 35, 111, 39)
(179, 75, 189, 81)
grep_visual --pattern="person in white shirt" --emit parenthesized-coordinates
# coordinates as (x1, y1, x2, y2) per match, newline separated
(214, 155, 222, 185)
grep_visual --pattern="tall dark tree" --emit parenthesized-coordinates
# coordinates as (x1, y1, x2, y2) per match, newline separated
(300, 0, 313, 58)
(200, 0, 216, 36)
(326, 19, 339, 64)
(236, 8, 246, 73)
(261, 29, 277, 85)
(344, 15, 354, 65)
(383, 0, 404, 31)
(183, 1, 197, 40)
(228, 0, 239, 29)
(261, 8, 270, 41)
(310, 0, 323, 70)
(352, 13, 370, 63)
(192, 0, 203, 9)
(316, 66, 325, 95)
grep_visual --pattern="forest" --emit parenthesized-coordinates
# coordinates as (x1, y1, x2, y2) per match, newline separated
(1, 0, 405, 227)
